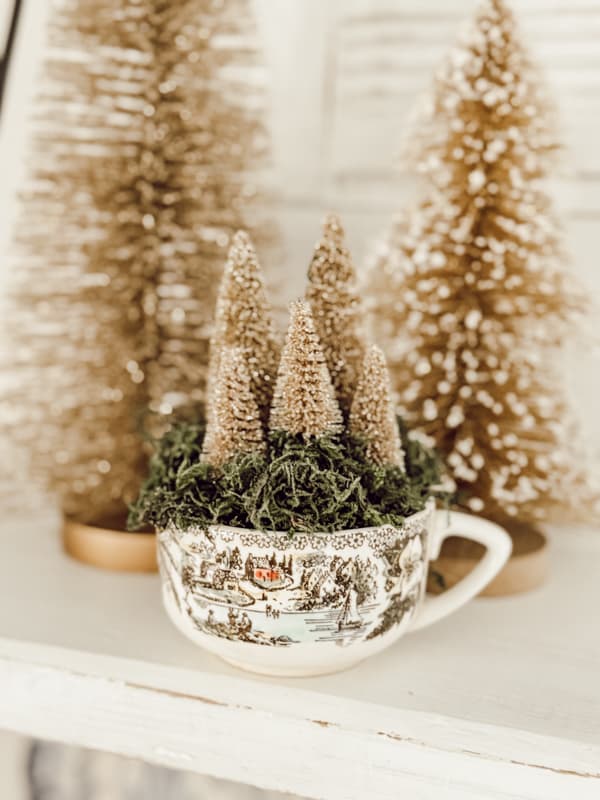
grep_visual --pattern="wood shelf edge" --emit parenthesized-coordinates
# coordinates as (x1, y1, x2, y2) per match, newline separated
(0, 637, 597, 800)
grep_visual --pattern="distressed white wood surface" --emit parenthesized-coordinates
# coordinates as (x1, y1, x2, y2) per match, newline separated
(0, 509, 599, 799)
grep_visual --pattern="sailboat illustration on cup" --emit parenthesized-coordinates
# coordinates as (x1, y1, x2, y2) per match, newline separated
(337, 587, 362, 632)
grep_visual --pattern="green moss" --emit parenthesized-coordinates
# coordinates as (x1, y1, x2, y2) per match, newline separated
(128, 418, 445, 534)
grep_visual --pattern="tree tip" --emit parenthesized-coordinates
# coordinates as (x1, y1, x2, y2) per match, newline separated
(223, 230, 260, 276)
(230, 229, 254, 255)
(289, 298, 311, 318)
(285, 300, 319, 348)
(364, 343, 386, 366)
(322, 212, 345, 241)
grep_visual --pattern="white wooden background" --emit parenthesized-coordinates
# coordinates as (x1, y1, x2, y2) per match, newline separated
(1, 0, 599, 796)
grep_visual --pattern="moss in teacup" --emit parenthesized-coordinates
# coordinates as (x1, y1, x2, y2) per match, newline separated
(128, 422, 443, 534)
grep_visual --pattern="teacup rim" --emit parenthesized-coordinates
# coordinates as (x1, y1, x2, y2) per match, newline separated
(165, 497, 436, 539)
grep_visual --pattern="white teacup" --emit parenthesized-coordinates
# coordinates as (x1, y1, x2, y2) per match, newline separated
(158, 499, 511, 677)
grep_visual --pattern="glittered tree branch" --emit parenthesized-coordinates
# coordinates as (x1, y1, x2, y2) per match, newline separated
(270, 300, 343, 440)
(350, 345, 405, 470)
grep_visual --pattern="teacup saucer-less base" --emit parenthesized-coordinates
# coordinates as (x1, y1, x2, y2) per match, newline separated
(62, 516, 157, 573)
(220, 655, 362, 678)
(430, 526, 547, 597)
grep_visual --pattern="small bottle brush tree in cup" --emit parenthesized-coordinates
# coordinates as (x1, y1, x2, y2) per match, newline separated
(350, 345, 405, 471)
(201, 347, 266, 468)
(306, 214, 366, 415)
(130, 219, 444, 535)
(270, 300, 343, 440)
(366, 0, 596, 527)
(206, 231, 280, 428)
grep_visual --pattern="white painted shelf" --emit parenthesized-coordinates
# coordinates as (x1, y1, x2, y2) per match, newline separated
(0, 510, 598, 800)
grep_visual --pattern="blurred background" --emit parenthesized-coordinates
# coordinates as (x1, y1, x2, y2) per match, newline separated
(1, 0, 599, 796)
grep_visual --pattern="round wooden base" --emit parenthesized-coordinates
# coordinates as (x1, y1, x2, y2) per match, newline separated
(429, 522, 548, 597)
(62, 515, 157, 573)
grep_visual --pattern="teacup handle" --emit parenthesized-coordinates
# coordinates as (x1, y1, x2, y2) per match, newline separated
(410, 509, 512, 632)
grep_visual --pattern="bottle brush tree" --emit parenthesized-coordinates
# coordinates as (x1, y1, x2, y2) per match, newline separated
(201, 347, 266, 468)
(367, 0, 595, 525)
(206, 230, 280, 428)
(0, 0, 271, 523)
(306, 214, 366, 416)
(350, 345, 405, 470)
(270, 300, 343, 441)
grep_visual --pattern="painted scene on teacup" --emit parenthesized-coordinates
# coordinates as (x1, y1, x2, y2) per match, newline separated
(159, 515, 428, 647)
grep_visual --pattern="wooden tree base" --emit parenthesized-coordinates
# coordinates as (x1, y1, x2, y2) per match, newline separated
(428, 521, 548, 597)
(62, 515, 157, 573)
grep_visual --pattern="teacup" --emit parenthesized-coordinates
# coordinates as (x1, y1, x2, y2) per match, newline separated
(158, 499, 511, 676)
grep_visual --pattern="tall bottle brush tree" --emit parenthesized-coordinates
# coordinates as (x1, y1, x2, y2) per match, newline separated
(367, 0, 596, 526)
(206, 230, 280, 429)
(306, 214, 366, 416)
(0, 0, 271, 523)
